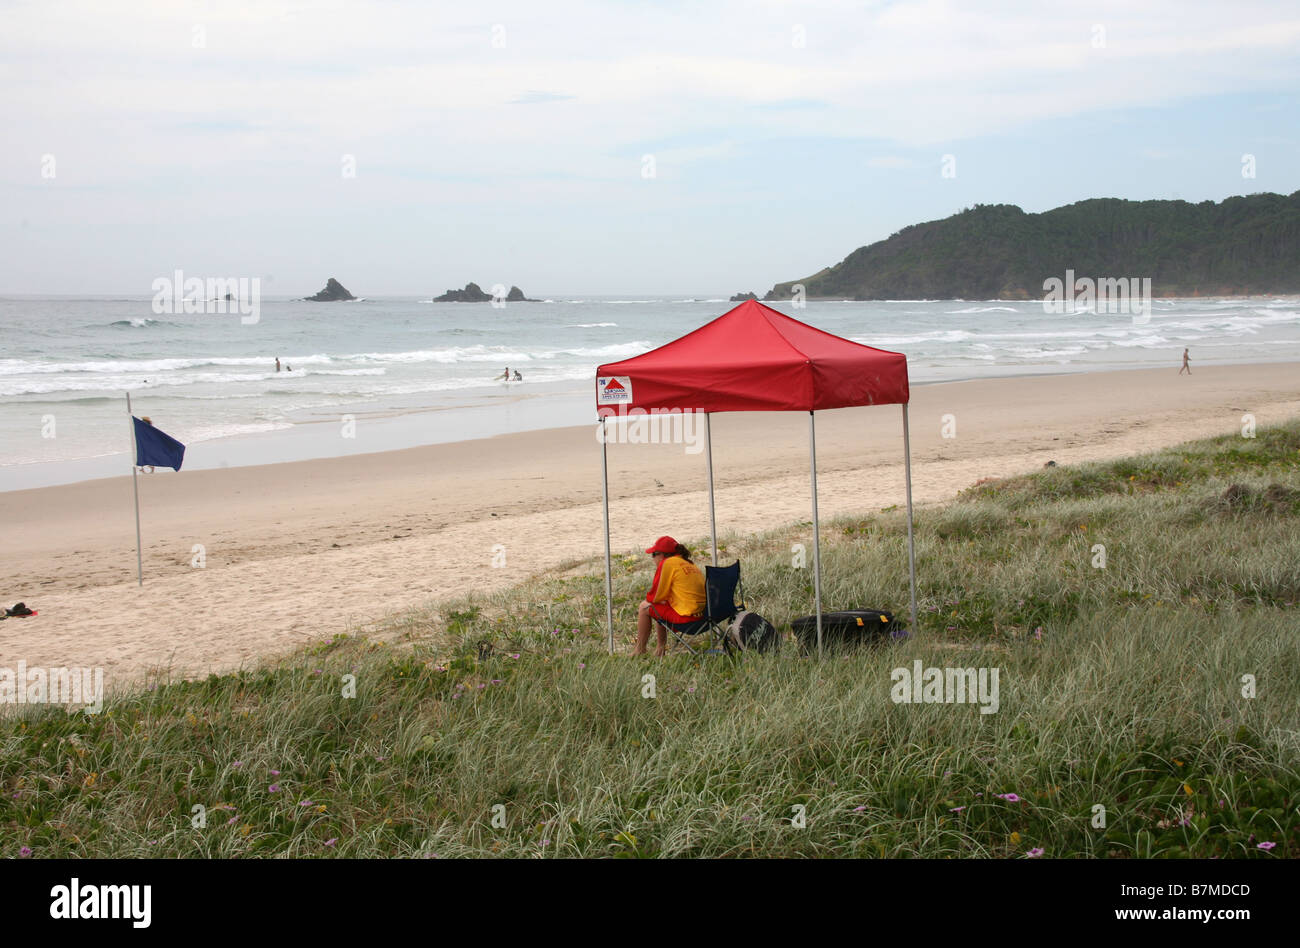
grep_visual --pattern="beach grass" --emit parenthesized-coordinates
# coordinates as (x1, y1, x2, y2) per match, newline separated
(2, 422, 1298, 858)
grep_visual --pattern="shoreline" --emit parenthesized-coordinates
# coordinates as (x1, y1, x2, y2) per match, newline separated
(1, 361, 1298, 689)
(5, 358, 1299, 494)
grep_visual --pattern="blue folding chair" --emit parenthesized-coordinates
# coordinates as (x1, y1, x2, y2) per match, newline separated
(654, 561, 744, 655)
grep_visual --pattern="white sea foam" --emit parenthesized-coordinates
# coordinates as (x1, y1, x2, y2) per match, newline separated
(6, 294, 1300, 473)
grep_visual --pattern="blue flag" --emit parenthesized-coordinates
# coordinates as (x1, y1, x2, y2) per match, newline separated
(132, 416, 185, 471)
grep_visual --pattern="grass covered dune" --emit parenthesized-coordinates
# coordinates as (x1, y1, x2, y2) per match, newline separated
(3, 423, 1298, 858)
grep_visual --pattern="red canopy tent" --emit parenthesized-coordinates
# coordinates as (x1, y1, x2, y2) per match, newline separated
(595, 299, 917, 654)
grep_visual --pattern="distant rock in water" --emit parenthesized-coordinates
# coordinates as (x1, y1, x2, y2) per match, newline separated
(434, 282, 539, 302)
(730, 291, 758, 301)
(434, 282, 492, 302)
(306, 278, 356, 302)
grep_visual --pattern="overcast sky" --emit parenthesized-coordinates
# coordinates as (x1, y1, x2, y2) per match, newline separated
(3, 0, 1298, 295)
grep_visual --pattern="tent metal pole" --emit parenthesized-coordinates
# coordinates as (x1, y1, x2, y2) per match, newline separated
(809, 411, 823, 658)
(902, 403, 918, 633)
(705, 412, 718, 566)
(127, 392, 143, 586)
(600, 417, 615, 654)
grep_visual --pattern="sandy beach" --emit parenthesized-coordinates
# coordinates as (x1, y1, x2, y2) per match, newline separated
(2, 362, 1297, 689)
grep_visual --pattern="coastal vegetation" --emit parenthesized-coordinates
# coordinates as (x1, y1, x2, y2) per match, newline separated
(765, 191, 1300, 300)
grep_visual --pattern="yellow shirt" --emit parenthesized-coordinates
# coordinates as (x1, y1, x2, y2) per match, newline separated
(646, 555, 706, 618)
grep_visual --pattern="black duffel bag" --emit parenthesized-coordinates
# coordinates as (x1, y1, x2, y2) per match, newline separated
(725, 610, 780, 654)
(792, 609, 907, 651)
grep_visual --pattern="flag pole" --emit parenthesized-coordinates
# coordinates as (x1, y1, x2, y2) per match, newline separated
(127, 393, 143, 586)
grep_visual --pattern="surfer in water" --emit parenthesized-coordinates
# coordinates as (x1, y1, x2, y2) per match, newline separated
(497, 366, 510, 381)
(513, 370, 522, 381)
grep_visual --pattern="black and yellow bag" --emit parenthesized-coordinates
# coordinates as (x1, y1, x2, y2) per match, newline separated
(791, 609, 907, 650)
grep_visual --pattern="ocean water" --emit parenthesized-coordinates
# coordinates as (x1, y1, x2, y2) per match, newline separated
(2, 295, 1298, 490)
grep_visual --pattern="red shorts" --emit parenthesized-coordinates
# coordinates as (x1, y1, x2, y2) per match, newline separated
(647, 602, 704, 625)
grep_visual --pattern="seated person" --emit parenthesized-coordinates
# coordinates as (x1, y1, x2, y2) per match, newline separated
(635, 535, 706, 656)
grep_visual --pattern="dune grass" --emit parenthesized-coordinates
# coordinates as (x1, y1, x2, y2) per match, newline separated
(2, 422, 1298, 858)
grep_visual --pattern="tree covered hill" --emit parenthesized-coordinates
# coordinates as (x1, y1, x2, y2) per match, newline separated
(764, 191, 1300, 300)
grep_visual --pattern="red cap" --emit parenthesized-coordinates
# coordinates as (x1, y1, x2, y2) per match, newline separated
(645, 536, 678, 555)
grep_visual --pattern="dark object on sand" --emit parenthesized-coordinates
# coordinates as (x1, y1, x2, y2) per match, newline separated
(6, 602, 35, 617)
(1044, 460, 1057, 468)
(305, 278, 357, 302)
(792, 609, 907, 650)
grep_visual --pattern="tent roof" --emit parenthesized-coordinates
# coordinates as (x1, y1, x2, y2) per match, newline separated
(595, 299, 909, 413)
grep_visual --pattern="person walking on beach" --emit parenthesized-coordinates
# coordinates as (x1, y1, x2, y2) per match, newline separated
(275, 357, 281, 372)
(1180, 348, 1191, 375)
(634, 536, 706, 657)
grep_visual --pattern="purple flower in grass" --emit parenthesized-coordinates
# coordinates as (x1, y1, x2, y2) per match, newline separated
(227, 816, 238, 825)
(269, 784, 281, 793)
(1027, 848, 1044, 858)
(299, 800, 313, 807)
(270, 769, 280, 776)
(996, 793, 1020, 803)
(949, 806, 966, 813)
(324, 838, 338, 847)
(1257, 841, 1276, 851)
(853, 805, 867, 812)
(19, 846, 32, 857)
